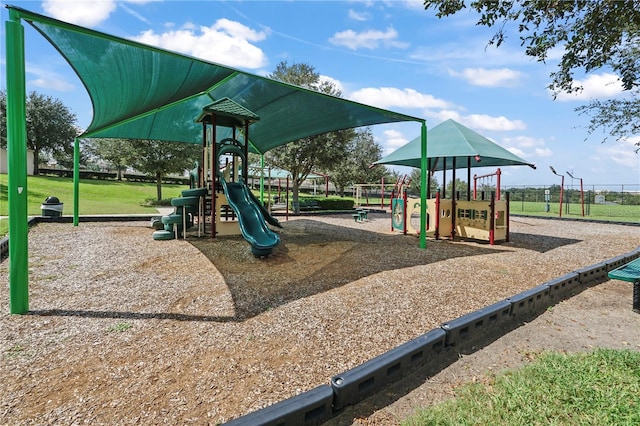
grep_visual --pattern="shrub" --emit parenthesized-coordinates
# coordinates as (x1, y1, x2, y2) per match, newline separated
(317, 197, 353, 210)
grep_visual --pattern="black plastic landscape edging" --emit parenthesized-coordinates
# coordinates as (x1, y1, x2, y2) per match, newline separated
(330, 328, 447, 411)
(224, 248, 640, 425)
(223, 385, 334, 426)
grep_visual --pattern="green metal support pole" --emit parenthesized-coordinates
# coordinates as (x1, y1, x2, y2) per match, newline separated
(6, 11, 29, 314)
(419, 121, 427, 249)
(73, 137, 80, 225)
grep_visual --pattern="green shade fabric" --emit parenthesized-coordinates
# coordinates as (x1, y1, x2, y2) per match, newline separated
(11, 6, 423, 154)
(376, 119, 536, 171)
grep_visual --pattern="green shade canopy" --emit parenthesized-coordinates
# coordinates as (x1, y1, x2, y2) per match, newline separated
(10, 5, 423, 154)
(375, 119, 536, 171)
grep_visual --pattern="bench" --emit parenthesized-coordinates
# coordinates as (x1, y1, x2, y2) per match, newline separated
(352, 209, 369, 222)
(299, 200, 320, 211)
(608, 256, 640, 313)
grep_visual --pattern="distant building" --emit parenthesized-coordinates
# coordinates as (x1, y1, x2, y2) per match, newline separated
(0, 149, 35, 175)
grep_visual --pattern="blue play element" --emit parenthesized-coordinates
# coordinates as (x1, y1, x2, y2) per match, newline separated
(221, 178, 281, 257)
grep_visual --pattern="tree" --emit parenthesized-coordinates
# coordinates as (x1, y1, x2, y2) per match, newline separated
(576, 96, 640, 151)
(408, 168, 439, 197)
(446, 177, 469, 199)
(265, 61, 352, 212)
(330, 128, 387, 196)
(0, 90, 80, 174)
(424, 0, 640, 147)
(86, 138, 135, 180)
(125, 139, 200, 200)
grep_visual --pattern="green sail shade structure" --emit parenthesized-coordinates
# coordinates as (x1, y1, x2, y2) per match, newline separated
(375, 119, 536, 171)
(10, 5, 422, 152)
(4, 5, 427, 313)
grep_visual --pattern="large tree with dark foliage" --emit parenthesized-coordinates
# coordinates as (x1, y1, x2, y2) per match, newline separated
(1, 90, 80, 173)
(330, 127, 389, 196)
(125, 139, 201, 201)
(265, 61, 353, 212)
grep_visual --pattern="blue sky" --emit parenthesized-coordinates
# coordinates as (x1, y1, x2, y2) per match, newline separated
(1, 0, 639, 188)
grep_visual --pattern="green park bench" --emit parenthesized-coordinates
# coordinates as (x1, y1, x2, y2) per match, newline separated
(299, 200, 320, 211)
(352, 209, 369, 222)
(608, 256, 640, 313)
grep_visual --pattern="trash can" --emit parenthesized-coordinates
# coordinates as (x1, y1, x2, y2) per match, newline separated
(41, 196, 64, 217)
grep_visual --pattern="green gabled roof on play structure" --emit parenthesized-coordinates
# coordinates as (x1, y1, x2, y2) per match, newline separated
(9, 5, 423, 155)
(375, 119, 536, 171)
(195, 98, 260, 128)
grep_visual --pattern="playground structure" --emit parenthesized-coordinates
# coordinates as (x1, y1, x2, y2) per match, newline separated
(391, 168, 509, 245)
(153, 98, 282, 257)
(353, 179, 397, 209)
(374, 119, 536, 245)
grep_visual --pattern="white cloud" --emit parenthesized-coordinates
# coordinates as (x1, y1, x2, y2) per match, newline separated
(42, 0, 117, 26)
(430, 111, 526, 132)
(554, 73, 625, 101)
(42, 0, 159, 26)
(450, 67, 524, 87)
(26, 63, 75, 91)
(503, 136, 552, 159)
(465, 114, 527, 132)
(599, 138, 640, 168)
(400, 0, 427, 10)
(380, 129, 410, 155)
(329, 27, 408, 50)
(349, 87, 454, 110)
(28, 77, 74, 92)
(348, 9, 371, 21)
(425, 109, 527, 133)
(131, 20, 269, 69)
(534, 147, 554, 157)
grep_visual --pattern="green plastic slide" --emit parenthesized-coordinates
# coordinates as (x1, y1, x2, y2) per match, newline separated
(221, 178, 281, 257)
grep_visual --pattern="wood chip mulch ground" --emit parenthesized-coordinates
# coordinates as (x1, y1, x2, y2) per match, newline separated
(1, 213, 639, 424)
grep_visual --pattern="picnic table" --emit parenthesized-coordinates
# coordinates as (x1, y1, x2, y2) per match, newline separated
(608, 256, 640, 313)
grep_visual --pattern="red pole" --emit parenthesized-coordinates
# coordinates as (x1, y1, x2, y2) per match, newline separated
(580, 178, 585, 217)
(403, 188, 408, 235)
(496, 168, 501, 201)
(473, 173, 478, 200)
(286, 176, 289, 221)
(381, 177, 384, 209)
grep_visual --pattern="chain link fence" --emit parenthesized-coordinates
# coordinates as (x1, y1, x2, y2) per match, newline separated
(506, 184, 640, 221)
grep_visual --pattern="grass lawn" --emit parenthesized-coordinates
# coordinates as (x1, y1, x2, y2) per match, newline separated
(404, 349, 640, 425)
(509, 200, 640, 223)
(0, 174, 188, 235)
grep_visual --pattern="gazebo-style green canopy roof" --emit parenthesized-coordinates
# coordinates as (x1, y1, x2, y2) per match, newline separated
(375, 119, 536, 171)
(9, 5, 422, 154)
